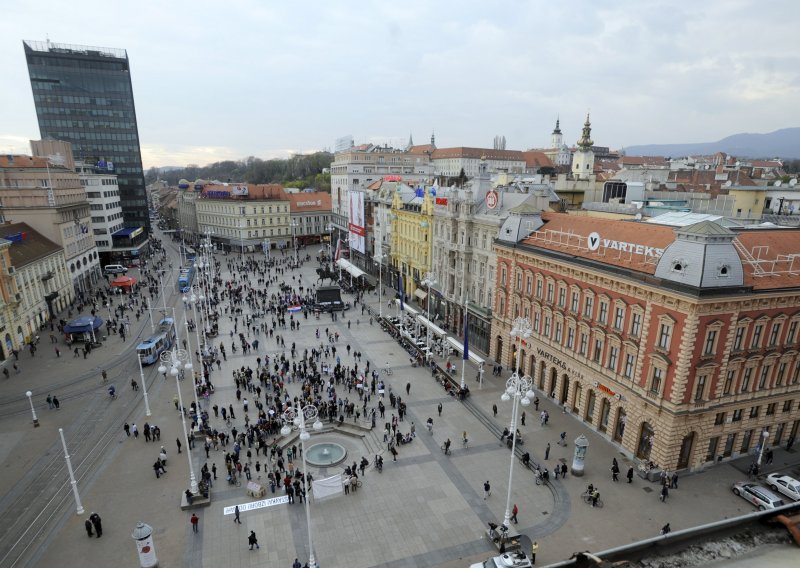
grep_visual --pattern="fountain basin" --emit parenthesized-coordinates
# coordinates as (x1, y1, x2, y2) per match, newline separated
(305, 442, 347, 467)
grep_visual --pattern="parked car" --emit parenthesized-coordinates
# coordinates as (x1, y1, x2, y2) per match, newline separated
(731, 481, 786, 510)
(766, 473, 800, 501)
(103, 264, 128, 275)
(470, 552, 532, 568)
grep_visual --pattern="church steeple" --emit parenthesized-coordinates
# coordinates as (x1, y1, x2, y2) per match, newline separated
(551, 116, 563, 149)
(552, 117, 561, 135)
(406, 132, 414, 150)
(430, 130, 436, 148)
(577, 113, 593, 148)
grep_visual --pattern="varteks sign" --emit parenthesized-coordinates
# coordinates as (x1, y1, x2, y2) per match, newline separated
(587, 231, 664, 258)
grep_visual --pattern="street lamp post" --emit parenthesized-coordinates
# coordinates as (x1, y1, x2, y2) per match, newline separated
(501, 317, 534, 529)
(59, 427, 84, 514)
(25, 390, 39, 427)
(136, 353, 152, 416)
(291, 219, 300, 264)
(158, 348, 198, 494)
(421, 272, 437, 363)
(757, 429, 770, 468)
(327, 223, 334, 263)
(282, 404, 323, 567)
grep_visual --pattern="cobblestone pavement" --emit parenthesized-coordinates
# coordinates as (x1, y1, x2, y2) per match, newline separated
(1, 232, 798, 568)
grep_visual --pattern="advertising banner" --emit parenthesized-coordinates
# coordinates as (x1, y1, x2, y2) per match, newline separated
(348, 190, 366, 254)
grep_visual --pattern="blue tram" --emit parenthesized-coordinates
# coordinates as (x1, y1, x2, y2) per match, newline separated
(136, 317, 177, 364)
(177, 266, 195, 292)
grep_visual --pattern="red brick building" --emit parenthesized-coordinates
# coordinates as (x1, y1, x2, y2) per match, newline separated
(491, 212, 800, 472)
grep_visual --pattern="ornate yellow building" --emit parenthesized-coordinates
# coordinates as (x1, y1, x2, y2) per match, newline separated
(390, 186, 434, 298)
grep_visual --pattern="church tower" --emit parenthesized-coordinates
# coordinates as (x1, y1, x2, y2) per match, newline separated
(550, 117, 563, 149)
(572, 113, 595, 180)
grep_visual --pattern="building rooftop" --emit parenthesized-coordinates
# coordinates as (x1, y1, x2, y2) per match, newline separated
(0, 155, 52, 169)
(23, 39, 127, 59)
(431, 147, 526, 161)
(0, 223, 62, 268)
(199, 184, 287, 200)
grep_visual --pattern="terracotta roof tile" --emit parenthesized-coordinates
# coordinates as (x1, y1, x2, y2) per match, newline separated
(521, 151, 553, 168)
(0, 155, 51, 168)
(431, 147, 525, 161)
(0, 222, 62, 267)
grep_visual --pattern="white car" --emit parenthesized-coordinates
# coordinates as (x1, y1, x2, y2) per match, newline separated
(731, 481, 785, 510)
(766, 473, 800, 501)
(470, 552, 532, 568)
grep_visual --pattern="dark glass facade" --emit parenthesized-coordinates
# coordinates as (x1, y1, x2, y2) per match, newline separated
(23, 40, 150, 232)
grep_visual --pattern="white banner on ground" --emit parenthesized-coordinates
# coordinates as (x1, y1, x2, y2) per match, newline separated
(223, 495, 288, 515)
(313, 474, 343, 500)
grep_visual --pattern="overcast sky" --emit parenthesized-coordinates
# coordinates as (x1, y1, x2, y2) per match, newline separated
(1, 0, 797, 169)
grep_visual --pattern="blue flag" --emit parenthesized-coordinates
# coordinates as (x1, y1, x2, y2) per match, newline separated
(463, 311, 469, 361)
(399, 274, 405, 311)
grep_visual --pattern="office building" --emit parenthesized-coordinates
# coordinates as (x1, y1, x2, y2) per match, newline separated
(23, 39, 150, 232)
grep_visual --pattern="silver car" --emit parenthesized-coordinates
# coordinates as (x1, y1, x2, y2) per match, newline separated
(731, 481, 785, 510)
(470, 552, 533, 568)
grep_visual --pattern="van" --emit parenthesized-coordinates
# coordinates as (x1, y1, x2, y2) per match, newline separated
(104, 264, 127, 275)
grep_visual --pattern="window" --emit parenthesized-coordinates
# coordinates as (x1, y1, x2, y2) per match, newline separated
(579, 332, 588, 356)
(704, 330, 717, 356)
(558, 287, 566, 308)
(630, 312, 642, 337)
(741, 368, 753, 392)
(766, 403, 776, 416)
(723, 370, 735, 395)
(593, 339, 603, 363)
(571, 291, 579, 313)
(501, 267, 507, 286)
(733, 327, 745, 351)
(793, 363, 800, 384)
(749, 405, 760, 419)
(650, 367, 663, 394)
(516, 272, 522, 291)
(583, 296, 594, 318)
(787, 321, 798, 345)
(566, 327, 575, 349)
(598, 302, 608, 324)
(751, 324, 764, 349)
(526, 276, 532, 295)
(694, 375, 707, 401)
(546, 283, 554, 303)
(614, 307, 624, 330)
(783, 399, 794, 413)
(776, 362, 787, 386)
(533, 313, 540, 333)
(555, 321, 563, 343)
(769, 323, 782, 347)
(608, 346, 619, 371)
(732, 408, 743, 422)
(543, 317, 551, 338)
(535, 279, 542, 299)
(740, 430, 753, 453)
(758, 365, 771, 390)
(624, 354, 635, 378)
(657, 323, 672, 351)
(714, 412, 726, 425)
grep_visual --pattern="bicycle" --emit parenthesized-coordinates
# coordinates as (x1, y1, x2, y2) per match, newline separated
(581, 492, 604, 508)
(383, 365, 393, 376)
(462, 437, 469, 450)
(441, 443, 451, 455)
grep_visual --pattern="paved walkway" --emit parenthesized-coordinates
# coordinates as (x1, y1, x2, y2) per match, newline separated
(1, 234, 799, 568)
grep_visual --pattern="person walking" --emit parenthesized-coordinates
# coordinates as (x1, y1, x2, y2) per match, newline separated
(132, 423, 139, 438)
(531, 541, 539, 565)
(90, 513, 103, 537)
(84, 518, 94, 537)
(511, 503, 519, 524)
(660, 483, 669, 503)
(627, 466, 634, 483)
(521, 411, 526, 426)
(483, 480, 491, 499)
(53, 396, 60, 409)
(177, 438, 182, 453)
(437, 402, 442, 416)
(660, 523, 671, 535)
(671, 472, 679, 489)
(248, 530, 260, 550)
(611, 463, 619, 482)
(190, 513, 199, 533)
(492, 404, 497, 417)
(234, 505, 242, 524)
(545, 442, 550, 460)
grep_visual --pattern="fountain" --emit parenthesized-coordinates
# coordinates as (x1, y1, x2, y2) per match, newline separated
(305, 442, 347, 467)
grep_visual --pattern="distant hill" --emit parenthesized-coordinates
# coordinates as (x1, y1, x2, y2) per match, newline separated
(625, 127, 800, 159)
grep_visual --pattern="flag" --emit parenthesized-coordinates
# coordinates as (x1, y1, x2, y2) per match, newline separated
(398, 274, 405, 312)
(463, 311, 470, 361)
(334, 238, 342, 262)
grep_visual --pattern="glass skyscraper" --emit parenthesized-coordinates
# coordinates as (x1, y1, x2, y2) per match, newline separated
(23, 40, 150, 232)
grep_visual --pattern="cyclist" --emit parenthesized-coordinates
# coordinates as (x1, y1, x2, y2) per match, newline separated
(444, 438, 451, 454)
(108, 385, 116, 399)
(591, 488, 600, 507)
(462, 431, 468, 447)
(101, 369, 108, 384)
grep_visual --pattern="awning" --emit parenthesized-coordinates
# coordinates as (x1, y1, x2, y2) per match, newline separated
(111, 275, 138, 288)
(336, 258, 365, 279)
(393, 298, 419, 316)
(446, 336, 486, 365)
(414, 289, 427, 300)
(63, 315, 104, 333)
(417, 315, 446, 338)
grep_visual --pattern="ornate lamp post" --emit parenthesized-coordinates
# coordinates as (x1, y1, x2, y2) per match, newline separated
(281, 404, 323, 567)
(501, 317, 534, 529)
(136, 353, 152, 416)
(757, 429, 770, 468)
(291, 219, 300, 264)
(421, 272, 437, 362)
(158, 347, 198, 494)
(25, 390, 39, 427)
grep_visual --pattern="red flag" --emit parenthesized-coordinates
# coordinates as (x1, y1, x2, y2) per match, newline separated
(334, 238, 342, 262)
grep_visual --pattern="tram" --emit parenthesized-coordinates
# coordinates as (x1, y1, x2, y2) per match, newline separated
(177, 266, 195, 292)
(136, 317, 177, 364)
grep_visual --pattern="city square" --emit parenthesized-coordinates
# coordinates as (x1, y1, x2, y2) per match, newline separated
(0, 234, 793, 568)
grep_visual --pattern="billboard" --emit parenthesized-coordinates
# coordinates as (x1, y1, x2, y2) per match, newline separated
(231, 185, 249, 196)
(348, 190, 366, 254)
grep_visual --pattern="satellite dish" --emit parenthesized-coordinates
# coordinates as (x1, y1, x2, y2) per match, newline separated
(723, 180, 732, 187)
(774, 180, 782, 187)
(789, 179, 798, 187)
